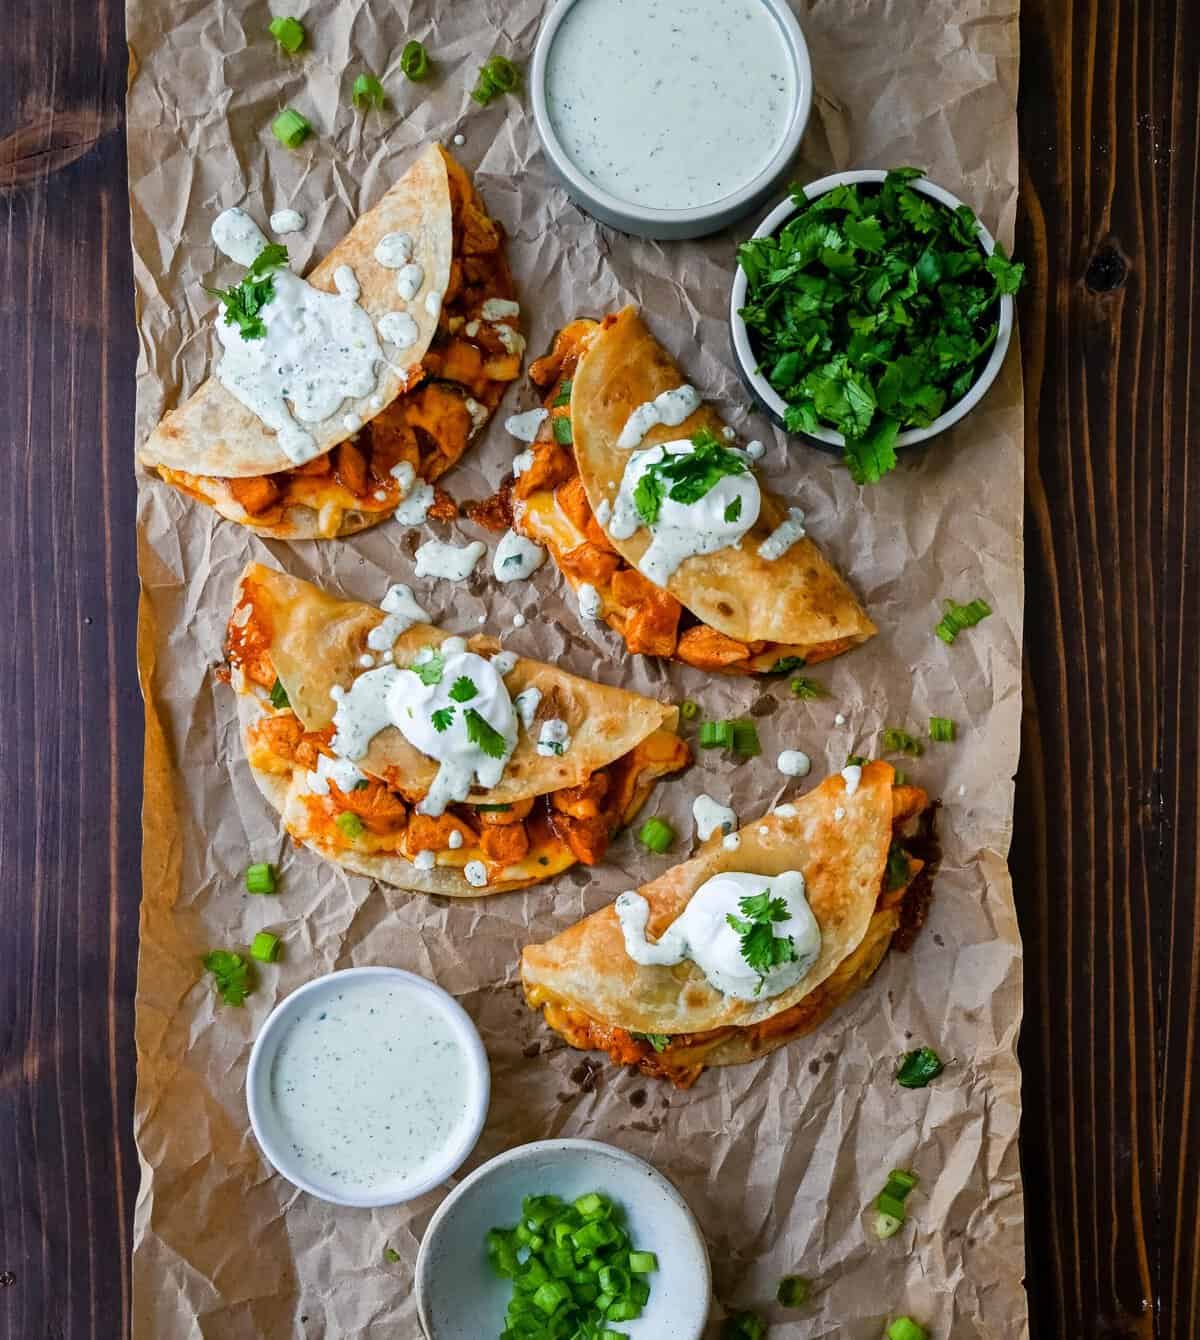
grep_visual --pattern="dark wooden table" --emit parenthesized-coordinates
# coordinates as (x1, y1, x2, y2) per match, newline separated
(2, 0, 1197, 1335)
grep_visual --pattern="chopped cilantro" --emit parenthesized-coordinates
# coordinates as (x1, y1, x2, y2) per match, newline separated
(885, 844, 911, 890)
(737, 168, 1024, 482)
(412, 649, 445, 685)
(724, 495, 743, 523)
(449, 676, 478, 703)
(268, 677, 290, 710)
(552, 415, 573, 445)
(896, 1046, 944, 1088)
(632, 432, 750, 527)
(726, 890, 797, 991)
(204, 243, 289, 341)
(762, 655, 806, 677)
(881, 726, 924, 757)
(632, 1032, 671, 1053)
(202, 950, 254, 1007)
(431, 706, 455, 733)
(384, 1246, 401, 1264)
(464, 708, 508, 759)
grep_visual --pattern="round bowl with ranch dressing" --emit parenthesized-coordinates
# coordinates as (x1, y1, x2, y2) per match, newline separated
(531, 0, 813, 240)
(246, 966, 490, 1208)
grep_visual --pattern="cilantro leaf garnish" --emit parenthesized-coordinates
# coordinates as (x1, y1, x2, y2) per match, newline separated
(724, 496, 743, 524)
(632, 433, 750, 527)
(886, 844, 912, 891)
(464, 708, 508, 759)
(431, 706, 455, 732)
(204, 243, 289, 341)
(726, 891, 798, 991)
(202, 949, 255, 1007)
(449, 676, 478, 703)
(412, 649, 445, 686)
(631, 1032, 671, 1053)
(737, 167, 1025, 483)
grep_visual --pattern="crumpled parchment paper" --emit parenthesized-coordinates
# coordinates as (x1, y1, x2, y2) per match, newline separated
(127, 0, 1027, 1335)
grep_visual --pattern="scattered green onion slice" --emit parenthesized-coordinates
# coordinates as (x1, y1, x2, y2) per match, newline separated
(777, 1275, 811, 1307)
(730, 720, 761, 757)
(552, 415, 573, 445)
(400, 39, 430, 81)
(935, 596, 992, 644)
(268, 677, 290, 710)
(789, 676, 826, 699)
(487, 1191, 655, 1334)
(638, 817, 675, 854)
(552, 379, 573, 407)
(271, 107, 312, 149)
(245, 862, 277, 895)
(679, 698, 700, 720)
(846, 754, 868, 767)
(268, 16, 305, 54)
(894, 767, 908, 786)
(881, 726, 923, 757)
(929, 715, 956, 742)
(887, 1318, 929, 1340)
(250, 931, 280, 963)
(875, 1211, 904, 1240)
(722, 1312, 767, 1340)
(873, 1167, 919, 1238)
(885, 845, 912, 890)
(471, 54, 522, 105)
(335, 810, 365, 839)
(476, 802, 512, 812)
(384, 1246, 400, 1263)
(352, 73, 387, 111)
(698, 719, 732, 749)
(896, 1045, 944, 1088)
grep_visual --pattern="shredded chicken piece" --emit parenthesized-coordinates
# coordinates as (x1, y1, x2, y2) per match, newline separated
(477, 797, 534, 826)
(406, 813, 477, 853)
(512, 441, 574, 499)
(329, 779, 407, 834)
(333, 440, 369, 496)
(550, 771, 610, 820)
(675, 625, 753, 671)
(559, 541, 622, 586)
(228, 474, 282, 515)
(548, 812, 612, 866)
(479, 822, 530, 864)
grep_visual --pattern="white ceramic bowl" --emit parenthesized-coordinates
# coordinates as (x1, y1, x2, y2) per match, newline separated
(730, 168, 1015, 451)
(530, 0, 813, 240)
(415, 1139, 712, 1339)
(246, 966, 490, 1209)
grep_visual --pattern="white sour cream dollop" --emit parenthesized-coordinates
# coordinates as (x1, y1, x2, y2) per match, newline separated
(494, 529, 547, 582)
(692, 794, 737, 841)
(615, 870, 820, 1001)
(415, 539, 486, 582)
(616, 384, 702, 449)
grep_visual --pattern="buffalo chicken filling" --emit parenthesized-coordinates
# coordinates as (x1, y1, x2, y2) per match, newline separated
(526, 787, 936, 1087)
(469, 318, 858, 674)
(161, 157, 521, 536)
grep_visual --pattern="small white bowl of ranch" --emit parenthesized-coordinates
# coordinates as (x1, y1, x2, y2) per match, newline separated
(531, 0, 813, 239)
(246, 966, 490, 1208)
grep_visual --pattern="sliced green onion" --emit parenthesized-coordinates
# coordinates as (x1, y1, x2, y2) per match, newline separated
(638, 817, 675, 854)
(400, 39, 430, 81)
(929, 715, 956, 742)
(476, 802, 512, 812)
(789, 676, 826, 699)
(552, 415, 573, 445)
(721, 1312, 767, 1340)
(698, 719, 732, 749)
(896, 1046, 944, 1088)
(271, 107, 312, 149)
(268, 676, 290, 709)
(352, 73, 387, 111)
(846, 754, 869, 767)
(628, 1252, 658, 1274)
(777, 1275, 811, 1307)
(935, 596, 992, 644)
(679, 698, 699, 720)
(245, 862, 277, 895)
(881, 726, 923, 757)
(875, 1211, 904, 1240)
(873, 1167, 919, 1238)
(250, 931, 280, 963)
(471, 54, 522, 106)
(730, 720, 761, 757)
(552, 379, 573, 407)
(268, 16, 305, 54)
(887, 1319, 929, 1340)
(335, 810, 365, 839)
(894, 767, 908, 786)
(885, 1168, 919, 1196)
(876, 1191, 908, 1220)
(384, 1246, 401, 1263)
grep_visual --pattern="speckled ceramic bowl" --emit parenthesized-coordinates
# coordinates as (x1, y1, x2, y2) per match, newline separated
(415, 1139, 712, 1339)
(730, 169, 1016, 453)
(530, 0, 813, 240)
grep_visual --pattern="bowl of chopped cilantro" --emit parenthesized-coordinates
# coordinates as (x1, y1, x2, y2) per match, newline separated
(730, 167, 1025, 484)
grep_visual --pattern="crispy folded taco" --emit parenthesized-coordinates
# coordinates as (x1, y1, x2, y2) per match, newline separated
(227, 564, 690, 896)
(143, 144, 524, 538)
(470, 308, 875, 674)
(522, 762, 936, 1086)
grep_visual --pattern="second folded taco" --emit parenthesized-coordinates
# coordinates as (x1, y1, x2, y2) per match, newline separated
(227, 565, 690, 895)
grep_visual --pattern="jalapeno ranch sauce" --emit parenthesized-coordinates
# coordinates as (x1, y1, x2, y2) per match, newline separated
(545, 0, 797, 210)
(268, 976, 481, 1196)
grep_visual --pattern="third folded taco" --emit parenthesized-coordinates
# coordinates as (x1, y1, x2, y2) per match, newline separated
(227, 564, 690, 897)
(140, 143, 522, 539)
(469, 307, 876, 674)
(521, 762, 937, 1088)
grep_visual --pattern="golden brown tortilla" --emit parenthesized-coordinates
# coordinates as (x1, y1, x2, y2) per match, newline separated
(571, 307, 876, 652)
(521, 762, 899, 1036)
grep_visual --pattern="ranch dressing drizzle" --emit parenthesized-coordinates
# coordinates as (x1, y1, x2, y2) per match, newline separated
(545, 0, 797, 210)
(505, 407, 549, 442)
(609, 440, 760, 586)
(209, 209, 384, 464)
(494, 529, 547, 582)
(366, 584, 430, 652)
(616, 385, 701, 449)
(615, 870, 821, 1002)
(514, 687, 542, 731)
(378, 311, 420, 350)
(758, 507, 807, 561)
(536, 718, 571, 757)
(396, 263, 425, 301)
(374, 232, 414, 268)
(415, 538, 487, 582)
(305, 752, 368, 796)
(692, 794, 737, 841)
(389, 462, 437, 526)
(330, 639, 517, 816)
(269, 208, 305, 235)
(268, 977, 478, 1194)
(777, 750, 812, 778)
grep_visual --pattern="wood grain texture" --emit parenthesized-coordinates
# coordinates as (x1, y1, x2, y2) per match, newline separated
(1, 0, 1197, 1336)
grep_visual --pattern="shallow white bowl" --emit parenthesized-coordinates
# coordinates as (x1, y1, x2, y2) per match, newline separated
(246, 966, 490, 1209)
(730, 168, 1015, 451)
(530, 0, 813, 240)
(415, 1139, 712, 1339)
